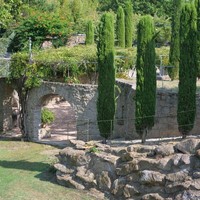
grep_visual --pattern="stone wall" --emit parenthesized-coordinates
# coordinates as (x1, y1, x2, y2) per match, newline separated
(54, 138, 200, 200)
(115, 80, 200, 140)
(1, 78, 200, 141)
(26, 81, 99, 141)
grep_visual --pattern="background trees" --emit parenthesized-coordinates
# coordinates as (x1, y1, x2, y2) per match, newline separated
(124, 1, 133, 48)
(85, 20, 94, 45)
(135, 15, 156, 143)
(196, 0, 200, 78)
(168, 0, 182, 80)
(177, 3, 197, 139)
(97, 13, 115, 141)
(116, 6, 125, 48)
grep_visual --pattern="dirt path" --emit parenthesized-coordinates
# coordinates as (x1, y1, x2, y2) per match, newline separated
(42, 100, 77, 142)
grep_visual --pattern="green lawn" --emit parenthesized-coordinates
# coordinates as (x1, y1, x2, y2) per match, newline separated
(0, 140, 96, 200)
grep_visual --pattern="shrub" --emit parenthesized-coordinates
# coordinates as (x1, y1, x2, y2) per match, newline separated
(41, 108, 55, 125)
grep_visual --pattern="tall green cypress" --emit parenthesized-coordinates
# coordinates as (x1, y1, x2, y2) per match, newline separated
(135, 15, 156, 143)
(124, 1, 133, 48)
(168, 0, 182, 80)
(116, 6, 125, 48)
(97, 13, 115, 141)
(85, 20, 94, 45)
(195, 0, 200, 77)
(177, 3, 197, 139)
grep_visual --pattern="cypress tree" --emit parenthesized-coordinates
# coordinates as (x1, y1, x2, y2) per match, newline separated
(116, 6, 125, 48)
(177, 3, 197, 139)
(97, 13, 115, 142)
(85, 20, 94, 45)
(195, 0, 200, 78)
(168, 0, 182, 80)
(124, 1, 133, 48)
(135, 15, 156, 143)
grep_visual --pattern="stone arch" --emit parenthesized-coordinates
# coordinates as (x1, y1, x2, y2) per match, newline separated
(26, 82, 99, 141)
(39, 94, 77, 141)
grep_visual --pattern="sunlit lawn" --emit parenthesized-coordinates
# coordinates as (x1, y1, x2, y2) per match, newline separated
(0, 140, 96, 200)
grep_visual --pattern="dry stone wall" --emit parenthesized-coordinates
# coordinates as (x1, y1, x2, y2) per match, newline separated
(54, 138, 200, 200)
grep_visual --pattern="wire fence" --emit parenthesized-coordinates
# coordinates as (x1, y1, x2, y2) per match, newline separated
(56, 109, 200, 142)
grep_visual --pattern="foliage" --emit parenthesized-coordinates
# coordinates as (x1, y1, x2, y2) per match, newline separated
(168, 0, 182, 80)
(154, 16, 171, 46)
(177, 3, 197, 138)
(115, 47, 136, 72)
(33, 45, 97, 82)
(133, 0, 173, 18)
(116, 6, 125, 48)
(89, 146, 100, 153)
(0, 0, 22, 32)
(85, 20, 94, 45)
(135, 15, 156, 143)
(8, 11, 68, 52)
(41, 108, 55, 125)
(97, 13, 115, 140)
(98, 0, 173, 18)
(124, 1, 133, 48)
(196, 0, 200, 77)
(9, 52, 46, 139)
(0, 32, 15, 56)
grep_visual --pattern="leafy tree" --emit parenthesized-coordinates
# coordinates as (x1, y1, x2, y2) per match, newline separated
(0, 0, 22, 34)
(8, 11, 68, 52)
(177, 3, 197, 139)
(116, 6, 125, 48)
(135, 15, 156, 143)
(85, 20, 94, 45)
(168, 0, 182, 80)
(97, 13, 115, 142)
(8, 52, 45, 140)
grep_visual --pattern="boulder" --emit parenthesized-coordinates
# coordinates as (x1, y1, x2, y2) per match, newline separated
(165, 170, 191, 182)
(111, 177, 126, 196)
(155, 144, 174, 157)
(54, 163, 74, 174)
(76, 166, 95, 185)
(56, 171, 85, 190)
(190, 178, 200, 190)
(96, 171, 112, 191)
(157, 156, 172, 171)
(174, 139, 200, 154)
(193, 172, 200, 179)
(165, 181, 191, 194)
(116, 160, 139, 176)
(175, 190, 200, 200)
(140, 170, 165, 185)
(123, 184, 140, 198)
(141, 193, 164, 200)
(58, 147, 90, 167)
(138, 158, 159, 171)
(89, 153, 117, 179)
(196, 149, 200, 158)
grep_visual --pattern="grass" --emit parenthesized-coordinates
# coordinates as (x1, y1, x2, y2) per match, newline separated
(0, 140, 96, 200)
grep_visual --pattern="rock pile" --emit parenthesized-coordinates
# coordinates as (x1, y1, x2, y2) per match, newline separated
(54, 138, 200, 200)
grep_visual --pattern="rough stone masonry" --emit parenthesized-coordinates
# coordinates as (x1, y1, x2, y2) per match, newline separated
(54, 138, 200, 200)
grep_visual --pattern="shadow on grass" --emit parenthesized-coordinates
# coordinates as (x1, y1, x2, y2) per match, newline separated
(0, 160, 57, 184)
